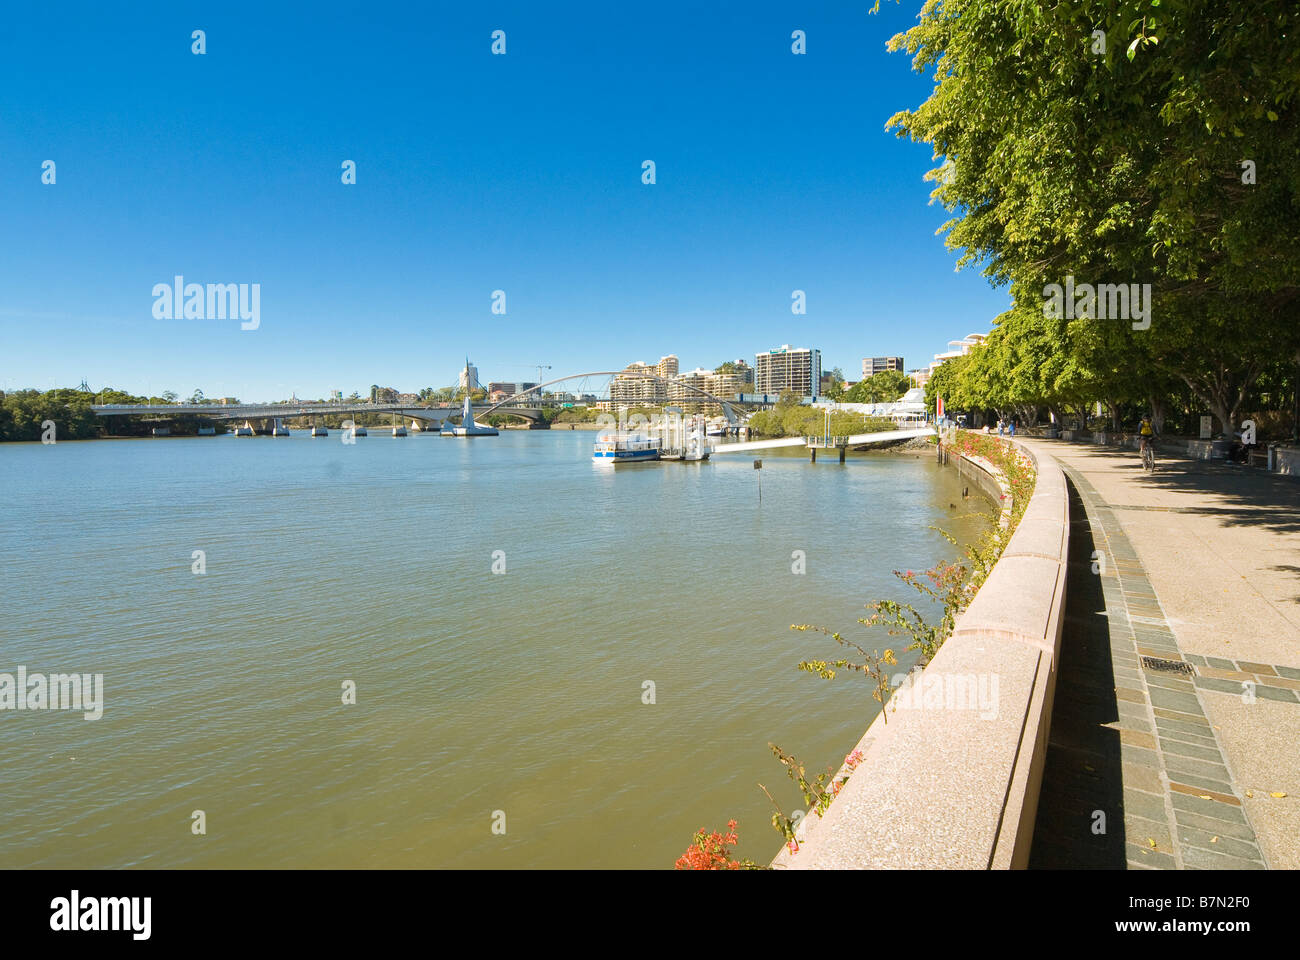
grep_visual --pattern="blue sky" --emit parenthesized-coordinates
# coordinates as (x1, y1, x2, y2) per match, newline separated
(0, 1, 1009, 401)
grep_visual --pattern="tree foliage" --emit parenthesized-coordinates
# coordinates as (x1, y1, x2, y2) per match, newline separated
(890, 0, 1300, 434)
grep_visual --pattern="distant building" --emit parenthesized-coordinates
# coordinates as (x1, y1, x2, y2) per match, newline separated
(755, 345, 822, 397)
(862, 356, 904, 378)
(926, 334, 987, 381)
(396, 393, 419, 404)
(459, 362, 480, 392)
(656, 355, 679, 379)
(611, 362, 668, 405)
(487, 382, 517, 397)
(908, 369, 930, 389)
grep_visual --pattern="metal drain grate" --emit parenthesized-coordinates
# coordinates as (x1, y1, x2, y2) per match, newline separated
(1141, 656, 1195, 675)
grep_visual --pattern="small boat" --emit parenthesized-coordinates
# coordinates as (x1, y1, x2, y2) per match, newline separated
(593, 434, 662, 464)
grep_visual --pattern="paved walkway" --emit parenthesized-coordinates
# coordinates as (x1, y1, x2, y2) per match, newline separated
(1024, 439, 1300, 869)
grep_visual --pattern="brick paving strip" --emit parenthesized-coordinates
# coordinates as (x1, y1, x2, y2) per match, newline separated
(1038, 466, 1273, 868)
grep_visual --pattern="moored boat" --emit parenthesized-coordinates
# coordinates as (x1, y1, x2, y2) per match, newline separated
(593, 435, 662, 464)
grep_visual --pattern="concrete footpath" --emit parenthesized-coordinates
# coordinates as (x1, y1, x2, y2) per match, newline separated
(1024, 439, 1300, 869)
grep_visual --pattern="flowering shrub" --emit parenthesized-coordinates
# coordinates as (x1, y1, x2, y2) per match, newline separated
(674, 820, 760, 870)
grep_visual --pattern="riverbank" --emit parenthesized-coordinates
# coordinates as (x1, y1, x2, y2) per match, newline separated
(769, 434, 1061, 869)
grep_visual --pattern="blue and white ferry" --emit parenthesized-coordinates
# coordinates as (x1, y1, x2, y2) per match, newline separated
(593, 435, 662, 464)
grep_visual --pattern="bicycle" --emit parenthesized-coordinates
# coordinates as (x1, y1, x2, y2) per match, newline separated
(1139, 435, 1156, 472)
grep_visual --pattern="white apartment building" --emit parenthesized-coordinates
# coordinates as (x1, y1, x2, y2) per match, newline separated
(755, 345, 822, 397)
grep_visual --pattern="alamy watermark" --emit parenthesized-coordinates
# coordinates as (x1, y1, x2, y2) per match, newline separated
(1043, 275, 1151, 330)
(888, 667, 999, 720)
(152, 275, 260, 330)
(0, 666, 103, 720)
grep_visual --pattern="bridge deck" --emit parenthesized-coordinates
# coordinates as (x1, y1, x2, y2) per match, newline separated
(711, 427, 935, 454)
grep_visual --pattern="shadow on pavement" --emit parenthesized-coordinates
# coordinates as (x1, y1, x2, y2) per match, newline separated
(1030, 474, 1127, 868)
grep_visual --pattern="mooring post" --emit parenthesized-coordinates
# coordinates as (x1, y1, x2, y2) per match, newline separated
(809, 447, 816, 463)
(839, 445, 846, 464)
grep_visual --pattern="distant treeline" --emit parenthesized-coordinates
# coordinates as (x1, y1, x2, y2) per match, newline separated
(0, 388, 177, 441)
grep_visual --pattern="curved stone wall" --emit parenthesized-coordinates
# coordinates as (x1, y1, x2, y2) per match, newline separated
(771, 440, 1069, 869)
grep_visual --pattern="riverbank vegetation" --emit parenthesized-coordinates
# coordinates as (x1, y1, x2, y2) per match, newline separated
(0, 387, 198, 441)
(746, 391, 896, 438)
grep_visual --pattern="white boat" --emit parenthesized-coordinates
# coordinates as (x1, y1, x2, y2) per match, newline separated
(441, 393, 498, 437)
(593, 434, 662, 464)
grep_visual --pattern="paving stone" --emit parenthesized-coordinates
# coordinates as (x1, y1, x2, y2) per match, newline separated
(1236, 661, 1277, 676)
(1176, 825, 1265, 862)
(1179, 844, 1265, 870)
(1254, 684, 1299, 703)
(1204, 657, 1236, 671)
(1159, 738, 1224, 763)
(1123, 788, 1170, 823)
(1115, 714, 1154, 735)
(1169, 791, 1249, 823)
(1275, 665, 1300, 681)
(1162, 754, 1233, 785)
(1119, 728, 1157, 750)
(1125, 843, 1178, 869)
(1168, 782, 1239, 806)
(1121, 742, 1160, 769)
(1121, 761, 1164, 795)
(1147, 686, 1207, 716)
(1124, 814, 1173, 852)
(1194, 676, 1250, 697)
(1170, 808, 1259, 842)
(1184, 654, 1207, 667)
(1116, 700, 1151, 723)
(1144, 673, 1196, 692)
(1156, 726, 1221, 750)
(1164, 771, 1235, 796)
(1153, 714, 1213, 737)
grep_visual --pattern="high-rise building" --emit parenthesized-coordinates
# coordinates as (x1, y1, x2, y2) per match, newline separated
(611, 362, 668, 405)
(458, 361, 479, 392)
(487, 382, 517, 397)
(755, 345, 822, 397)
(656, 355, 679, 379)
(862, 356, 905, 378)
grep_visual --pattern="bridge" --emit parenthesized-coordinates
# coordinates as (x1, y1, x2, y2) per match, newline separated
(90, 401, 546, 427)
(711, 423, 936, 460)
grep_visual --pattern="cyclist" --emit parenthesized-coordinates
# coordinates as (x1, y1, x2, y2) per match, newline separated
(1138, 414, 1157, 466)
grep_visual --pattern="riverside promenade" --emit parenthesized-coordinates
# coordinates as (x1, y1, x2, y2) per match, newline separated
(1024, 439, 1300, 869)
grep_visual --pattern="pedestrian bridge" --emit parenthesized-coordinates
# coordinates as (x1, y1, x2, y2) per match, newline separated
(711, 425, 936, 455)
(90, 402, 545, 424)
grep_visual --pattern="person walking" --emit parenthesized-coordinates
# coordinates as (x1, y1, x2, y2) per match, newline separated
(1008, 419, 1016, 437)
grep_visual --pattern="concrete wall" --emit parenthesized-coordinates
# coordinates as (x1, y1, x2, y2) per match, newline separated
(1275, 446, 1300, 476)
(771, 439, 1069, 869)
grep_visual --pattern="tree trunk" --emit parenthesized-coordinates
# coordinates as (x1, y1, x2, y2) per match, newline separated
(1148, 394, 1166, 434)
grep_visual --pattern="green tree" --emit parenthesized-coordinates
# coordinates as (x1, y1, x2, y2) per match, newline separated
(887, 0, 1300, 434)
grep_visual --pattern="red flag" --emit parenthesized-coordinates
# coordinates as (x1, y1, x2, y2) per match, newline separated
(936, 396, 945, 419)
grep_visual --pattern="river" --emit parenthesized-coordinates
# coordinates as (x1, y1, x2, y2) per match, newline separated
(0, 429, 988, 868)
